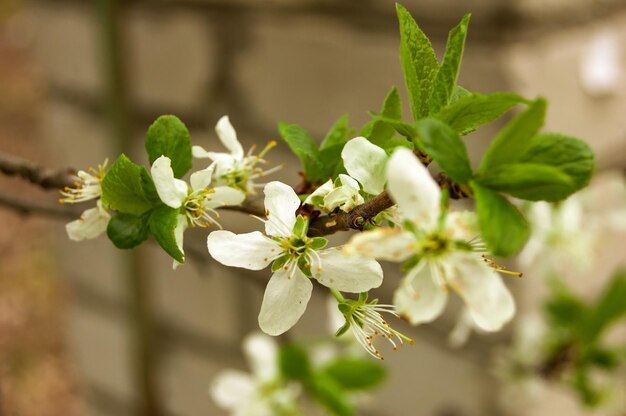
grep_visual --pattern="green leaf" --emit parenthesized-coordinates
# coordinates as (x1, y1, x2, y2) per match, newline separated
(149, 205, 184, 263)
(449, 85, 471, 103)
(545, 279, 590, 331)
(321, 358, 386, 391)
(519, 133, 594, 192)
(106, 213, 150, 249)
(320, 114, 348, 150)
(382, 137, 414, 155)
(428, 14, 471, 114)
(396, 3, 439, 120)
(472, 182, 529, 256)
(368, 87, 402, 147)
(475, 163, 575, 201)
(479, 98, 547, 171)
(101, 154, 158, 215)
(145, 115, 192, 178)
(583, 271, 626, 342)
(278, 122, 325, 183)
(370, 114, 418, 140)
(307, 373, 353, 416)
(435, 92, 526, 135)
(278, 344, 311, 381)
(415, 118, 473, 184)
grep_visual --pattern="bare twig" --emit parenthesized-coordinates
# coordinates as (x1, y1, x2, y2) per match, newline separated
(0, 153, 76, 189)
(0, 191, 80, 218)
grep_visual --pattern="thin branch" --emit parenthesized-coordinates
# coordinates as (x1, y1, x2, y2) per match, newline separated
(0, 191, 80, 218)
(308, 191, 395, 236)
(0, 153, 76, 189)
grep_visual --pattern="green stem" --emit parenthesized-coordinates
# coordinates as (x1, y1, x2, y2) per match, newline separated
(330, 288, 345, 302)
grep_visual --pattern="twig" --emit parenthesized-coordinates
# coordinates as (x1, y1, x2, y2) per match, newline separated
(0, 153, 76, 189)
(308, 191, 395, 236)
(0, 191, 80, 218)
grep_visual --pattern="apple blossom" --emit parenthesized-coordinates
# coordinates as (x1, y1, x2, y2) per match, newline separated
(346, 148, 516, 332)
(207, 181, 383, 336)
(192, 115, 281, 194)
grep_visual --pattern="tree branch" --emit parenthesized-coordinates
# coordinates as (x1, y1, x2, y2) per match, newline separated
(0, 191, 80, 218)
(307, 191, 395, 236)
(0, 153, 77, 189)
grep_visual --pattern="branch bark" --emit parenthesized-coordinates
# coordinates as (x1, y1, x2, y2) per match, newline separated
(0, 153, 76, 189)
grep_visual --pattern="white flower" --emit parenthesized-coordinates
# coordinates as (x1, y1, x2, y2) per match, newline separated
(304, 174, 364, 213)
(151, 155, 245, 267)
(207, 181, 383, 336)
(59, 159, 107, 204)
(66, 199, 111, 241)
(579, 30, 621, 97)
(210, 332, 301, 416)
(346, 148, 516, 332)
(192, 115, 280, 194)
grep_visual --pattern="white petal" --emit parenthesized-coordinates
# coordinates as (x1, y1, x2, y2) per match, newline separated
(387, 148, 440, 226)
(448, 309, 475, 348)
(556, 196, 583, 233)
(449, 255, 515, 332)
(337, 174, 361, 192)
(207, 231, 279, 270)
(192, 145, 212, 159)
(207, 186, 246, 208)
(243, 333, 278, 382)
(313, 248, 383, 293)
(216, 115, 244, 160)
(341, 137, 388, 195)
(210, 370, 255, 410)
(66, 202, 111, 241)
(189, 164, 214, 191)
(172, 215, 187, 270)
(345, 228, 415, 262)
(303, 179, 333, 206)
(263, 181, 299, 237)
(258, 266, 313, 336)
(324, 187, 359, 212)
(151, 156, 188, 208)
(393, 262, 448, 325)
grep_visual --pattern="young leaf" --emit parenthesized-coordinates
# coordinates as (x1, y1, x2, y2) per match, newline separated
(415, 118, 473, 184)
(320, 114, 348, 150)
(429, 14, 471, 114)
(435, 92, 526, 135)
(321, 358, 386, 391)
(472, 182, 529, 256)
(101, 154, 157, 215)
(583, 271, 626, 342)
(382, 137, 414, 155)
(145, 115, 192, 178)
(149, 205, 184, 263)
(396, 3, 439, 120)
(479, 98, 547, 171)
(370, 114, 418, 140)
(475, 163, 575, 201)
(519, 133, 594, 192)
(308, 373, 353, 416)
(449, 85, 471, 103)
(278, 344, 312, 381)
(368, 87, 402, 147)
(278, 122, 324, 183)
(107, 213, 150, 249)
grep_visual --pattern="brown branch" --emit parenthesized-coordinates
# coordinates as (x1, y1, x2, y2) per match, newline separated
(0, 153, 77, 189)
(0, 191, 80, 218)
(307, 191, 395, 236)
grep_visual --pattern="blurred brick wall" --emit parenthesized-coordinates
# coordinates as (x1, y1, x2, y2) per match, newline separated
(10, 0, 626, 414)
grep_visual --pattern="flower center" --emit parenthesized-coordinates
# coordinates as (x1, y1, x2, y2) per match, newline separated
(184, 189, 220, 228)
(420, 233, 451, 257)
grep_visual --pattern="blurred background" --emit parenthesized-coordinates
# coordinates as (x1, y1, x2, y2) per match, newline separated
(0, 0, 625, 415)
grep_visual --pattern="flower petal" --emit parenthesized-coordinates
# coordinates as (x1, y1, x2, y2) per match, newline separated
(313, 248, 383, 293)
(338, 174, 360, 192)
(216, 115, 244, 160)
(341, 137, 388, 195)
(207, 186, 246, 208)
(207, 230, 279, 270)
(303, 179, 333, 206)
(263, 181, 300, 237)
(66, 201, 110, 241)
(393, 262, 448, 325)
(151, 156, 188, 208)
(189, 164, 215, 191)
(172, 214, 187, 270)
(345, 228, 415, 262)
(243, 332, 278, 382)
(210, 370, 255, 410)
(192, 145, 212, 159)
(258, 266, 313, 336)
(387, 148, 440, 226)
(449, 255, 515, 332)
